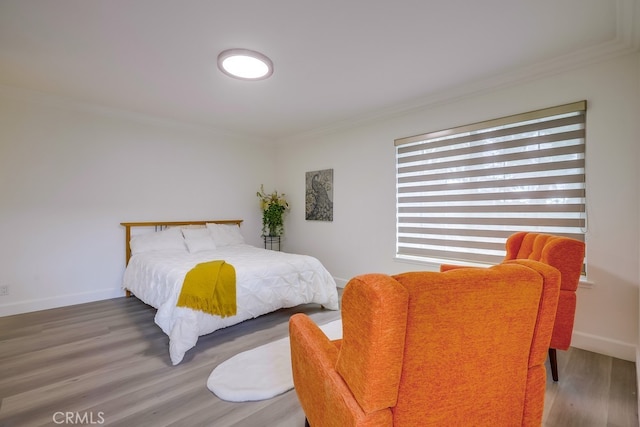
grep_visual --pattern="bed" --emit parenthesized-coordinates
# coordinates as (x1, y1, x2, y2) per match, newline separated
(121, 220, 339, 365)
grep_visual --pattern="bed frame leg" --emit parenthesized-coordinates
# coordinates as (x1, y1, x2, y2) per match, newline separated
(126, 289, 132, 298)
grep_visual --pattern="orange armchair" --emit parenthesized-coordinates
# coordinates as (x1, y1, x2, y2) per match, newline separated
(290, 261, 561, 426)
(441, 232, 585, 381)
(503, 232, 585, 381)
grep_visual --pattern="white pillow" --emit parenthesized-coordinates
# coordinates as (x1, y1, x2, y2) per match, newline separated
(130, 227, 186, 254)
(182, 227, 217, 253)
(206, 223, 245, 247)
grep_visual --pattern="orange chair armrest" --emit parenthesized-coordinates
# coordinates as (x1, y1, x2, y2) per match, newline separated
(440, 263, 465, 272)
(440, 264, 485, 272)
(290, 314, 387, 426)
(290, 313, 339, 365)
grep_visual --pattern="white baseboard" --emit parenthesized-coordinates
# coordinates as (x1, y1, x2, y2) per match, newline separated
(637, 347, 640, 416)
(570, 330, 637, 362)
(334, 277, 349, 288)
(0, 288, 126, 317)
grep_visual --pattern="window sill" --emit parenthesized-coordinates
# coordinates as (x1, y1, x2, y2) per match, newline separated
(394, 255, 491, 271)
(578, 277, 595, 289)
(395, 255, 595, 289)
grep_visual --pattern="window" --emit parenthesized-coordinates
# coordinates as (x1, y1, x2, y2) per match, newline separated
(395, 101, 586, 266)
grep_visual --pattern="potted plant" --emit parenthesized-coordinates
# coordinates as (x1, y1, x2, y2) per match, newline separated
(257, 185, 289, 237)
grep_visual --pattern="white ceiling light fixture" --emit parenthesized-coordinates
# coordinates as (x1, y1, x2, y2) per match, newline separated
(217, 48, 273, 81)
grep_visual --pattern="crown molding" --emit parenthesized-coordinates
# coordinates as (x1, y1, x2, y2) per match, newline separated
(279, 0, 640, 145)
(617, 0, 640, 49)
(0, 84, 271, 145)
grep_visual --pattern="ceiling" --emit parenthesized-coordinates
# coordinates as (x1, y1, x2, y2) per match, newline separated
(0, 1, 638, 142)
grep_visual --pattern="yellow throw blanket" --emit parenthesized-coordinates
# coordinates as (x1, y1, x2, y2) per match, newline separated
(177, 260, 237, 317)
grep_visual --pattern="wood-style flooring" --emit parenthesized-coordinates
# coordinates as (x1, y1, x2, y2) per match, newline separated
(0, 294, 637, 427)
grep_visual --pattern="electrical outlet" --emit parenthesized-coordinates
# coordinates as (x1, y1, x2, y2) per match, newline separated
(0, 285, 9, 296)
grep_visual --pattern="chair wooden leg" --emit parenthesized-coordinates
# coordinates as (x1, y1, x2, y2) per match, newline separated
(548, 348, 559, 381)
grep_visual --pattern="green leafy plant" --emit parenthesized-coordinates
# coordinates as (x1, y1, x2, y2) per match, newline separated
(257, 185, 289, 236)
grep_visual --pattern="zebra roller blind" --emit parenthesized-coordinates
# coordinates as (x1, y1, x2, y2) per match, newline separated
(395, 101, 586, 265)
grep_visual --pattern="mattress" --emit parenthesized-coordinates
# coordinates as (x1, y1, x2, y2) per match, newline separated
(122, 244, 339, 365)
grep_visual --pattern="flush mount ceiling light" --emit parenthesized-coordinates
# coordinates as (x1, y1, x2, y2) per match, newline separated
(217, 48, 273, 80)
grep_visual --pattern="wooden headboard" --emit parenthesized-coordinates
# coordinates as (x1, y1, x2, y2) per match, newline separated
(120, 220, 243, 265)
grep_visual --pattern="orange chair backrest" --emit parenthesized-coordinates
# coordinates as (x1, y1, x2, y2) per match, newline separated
(504, 231, 585, 292)
(337, 262, 560, 426)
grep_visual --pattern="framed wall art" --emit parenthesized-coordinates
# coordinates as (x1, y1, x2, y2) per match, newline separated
(305, 169, 333, 221)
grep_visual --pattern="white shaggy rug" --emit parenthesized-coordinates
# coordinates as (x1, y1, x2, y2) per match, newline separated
(207, 318, 342, 402)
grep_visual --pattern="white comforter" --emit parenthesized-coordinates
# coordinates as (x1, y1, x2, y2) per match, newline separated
(122, 244, 339, 365)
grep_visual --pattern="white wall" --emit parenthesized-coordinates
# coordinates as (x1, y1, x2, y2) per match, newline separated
(637, 51, 640, 409)
(0, 87, 275, 316)
(277, 53, 640, 361)
(1, 54, 637, 363)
